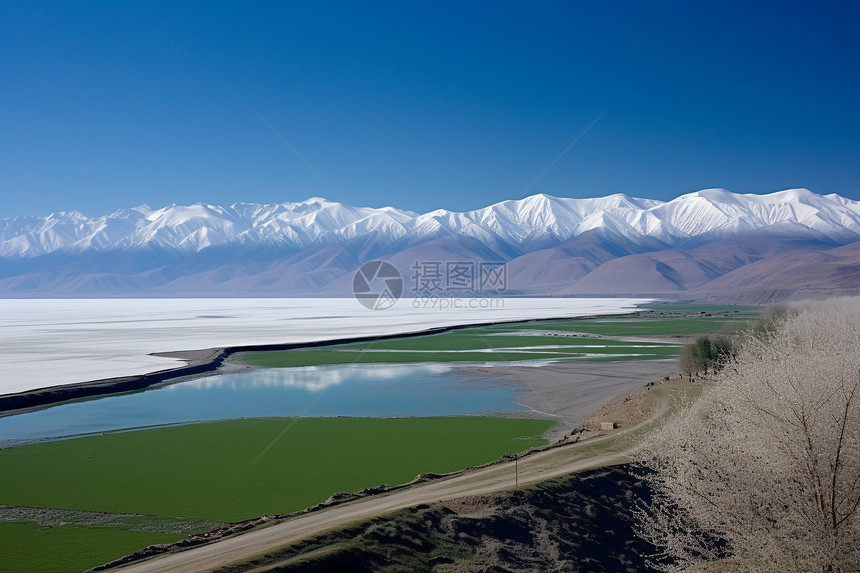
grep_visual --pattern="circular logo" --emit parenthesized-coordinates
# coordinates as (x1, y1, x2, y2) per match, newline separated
(352, 260, 403, 310)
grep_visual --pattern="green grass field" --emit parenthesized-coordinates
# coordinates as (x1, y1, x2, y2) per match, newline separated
(237, 308, 760, 368)
(239, 337, 680, 367)
(499, 317, 748, 336)
(0, 416, 552, 571)
(238, 328, 684, 368)
(0, 417, 552, 521)
(0, 523, 179, 573)
(645, 303, 761, 316)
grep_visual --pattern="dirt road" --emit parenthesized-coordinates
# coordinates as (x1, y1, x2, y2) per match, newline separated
(111, 395, 668, 573)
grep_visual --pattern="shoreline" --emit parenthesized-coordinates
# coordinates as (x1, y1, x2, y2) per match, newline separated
(0, 311, 653, 413)
(464, 359, 678, 440)
(0, 297, 651, 397)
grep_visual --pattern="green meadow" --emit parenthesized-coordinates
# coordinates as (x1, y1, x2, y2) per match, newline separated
(0, 417, 552, 572)
(237, 307, 758, 368)
(238, 335, 680, 367)
(501, 316, 754, 337)
(0, 417, 552, 521)
(0, 523, 179, 573)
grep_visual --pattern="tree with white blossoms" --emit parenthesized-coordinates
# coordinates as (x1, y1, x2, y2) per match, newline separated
(636, 300, 860, 573)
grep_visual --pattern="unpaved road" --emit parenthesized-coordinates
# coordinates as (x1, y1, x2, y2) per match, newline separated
(111, 395, 669, 573)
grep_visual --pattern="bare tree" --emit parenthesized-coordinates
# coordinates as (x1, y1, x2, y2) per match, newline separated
(636, 300, 860, 573)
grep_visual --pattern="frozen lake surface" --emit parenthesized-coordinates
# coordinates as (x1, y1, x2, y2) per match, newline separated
(0, 363, 526, 446)
(0, 297, 648, 394)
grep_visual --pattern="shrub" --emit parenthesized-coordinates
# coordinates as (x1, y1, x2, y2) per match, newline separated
(679, 336, 736, 375)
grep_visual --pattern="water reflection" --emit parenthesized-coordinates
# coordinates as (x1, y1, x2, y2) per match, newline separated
(0, 363, 521, 446)
(174, 363, 453, 393)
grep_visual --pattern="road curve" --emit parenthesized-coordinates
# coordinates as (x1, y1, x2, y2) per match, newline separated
(112, 395, 669, 573)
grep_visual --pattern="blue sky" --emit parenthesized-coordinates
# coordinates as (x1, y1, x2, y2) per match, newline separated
(2, 0, 858, 217)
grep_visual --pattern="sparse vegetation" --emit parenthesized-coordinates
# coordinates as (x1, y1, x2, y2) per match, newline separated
(637, 300, 860, 572)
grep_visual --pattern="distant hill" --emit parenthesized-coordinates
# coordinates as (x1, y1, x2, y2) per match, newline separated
(1, 189, 859, 302)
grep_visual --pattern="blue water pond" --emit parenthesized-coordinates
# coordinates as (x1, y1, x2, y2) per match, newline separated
(0, 363, 525, 446)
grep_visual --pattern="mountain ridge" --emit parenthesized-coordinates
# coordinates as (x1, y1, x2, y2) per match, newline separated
(1, 189, 858, 302)
(4, 188, 860, 258)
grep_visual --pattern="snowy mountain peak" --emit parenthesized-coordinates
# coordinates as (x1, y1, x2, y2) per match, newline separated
(48, 210, 86, 220)
(297, 196, 333, 205)
(0, 189, 858, 259)
(290, 196, 335, 211)
(680, 188, 736, 201)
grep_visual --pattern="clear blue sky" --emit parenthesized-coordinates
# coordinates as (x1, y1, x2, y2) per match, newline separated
(2, 0, 858, 217)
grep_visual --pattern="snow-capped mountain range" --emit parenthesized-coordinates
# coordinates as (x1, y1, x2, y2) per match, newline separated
(1, 189, 859, 302)
(2, 188, 860, 258)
